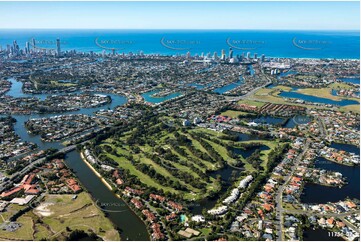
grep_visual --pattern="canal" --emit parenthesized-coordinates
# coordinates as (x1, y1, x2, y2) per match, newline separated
(303, 228, 344, 241)
(300, 143, 360, 204)
(278, 91, 359, 106)
(4, 78, 150, 240)
(141, 89, 182, 103)
(64, 151, 149, 240)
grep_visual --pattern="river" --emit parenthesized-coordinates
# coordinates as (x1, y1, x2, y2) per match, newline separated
(3, 78, 149, 240)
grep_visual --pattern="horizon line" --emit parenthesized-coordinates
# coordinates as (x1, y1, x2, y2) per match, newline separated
(0, 28, 359, 31)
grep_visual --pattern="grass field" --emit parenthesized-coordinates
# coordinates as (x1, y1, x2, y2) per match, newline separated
(329, 82, 355, 90)
(237, 99, 265, 107)
(188, 128, 282, 171)
(340, 104, 360, 113)
(269, 84, 359, 102)
(250, 86, 360, 113)
(50, 80, 77, 87)
(0, 192, 120, 241)
(99, 123, 223, 200)
(95, 116, 284, 201)
(220, 110, 252, 118)
(296, 87, 359, 102)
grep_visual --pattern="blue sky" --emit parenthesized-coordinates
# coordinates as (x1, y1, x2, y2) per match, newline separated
(0, 1, 359, 30)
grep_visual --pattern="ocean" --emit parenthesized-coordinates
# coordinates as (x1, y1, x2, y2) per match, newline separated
(0, 29, 359, 59)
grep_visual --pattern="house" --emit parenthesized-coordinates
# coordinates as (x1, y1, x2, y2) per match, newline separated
(130, 198, 143, 209)
(142, 209, 156, 222)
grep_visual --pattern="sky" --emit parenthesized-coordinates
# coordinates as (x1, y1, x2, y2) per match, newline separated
(0, 1, 359, 30)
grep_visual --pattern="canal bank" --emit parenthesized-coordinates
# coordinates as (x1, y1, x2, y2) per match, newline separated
(64, 151, 150, 240)
(80, 151, 113, 191)
(3, 78, 150, 240)
(300, 144, 360, 204)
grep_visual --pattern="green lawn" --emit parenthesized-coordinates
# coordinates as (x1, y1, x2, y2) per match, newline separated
(237, 99, 265, 107)
(0, 193, 120, 241)
(107, 153, 180, 194)
(220, 110, 251, 118)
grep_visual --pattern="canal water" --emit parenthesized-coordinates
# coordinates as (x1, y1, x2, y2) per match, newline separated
(300, 144, 360, 204)
(187, 83, 205, 90)
(247, 65, 255, 76)
(64, 151, 149, 240)
(278, 70, 298, 78)
(268, 77, 359, 106)
(190, 131, 269, 214)
(283, 115, 312, 128)
(252, 115, 285, 125)
(190, 164, 242, 214)
(141, 89, 182, 103)
(3, 78, 149, 240)
(339, 77, 360, 84)
(278, 91, 359, 106)
(213, 77, 244, 94)
(232, 145, 270, 159)
(303, 228, 344, 241)
(243, 115, 311, 129)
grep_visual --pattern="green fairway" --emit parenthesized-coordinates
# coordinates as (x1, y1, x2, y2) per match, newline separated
(94, 115, 285, 203)
(0, 193, 120, 241)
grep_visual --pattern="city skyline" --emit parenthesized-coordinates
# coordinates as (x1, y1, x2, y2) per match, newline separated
(0, 1, 359, 30)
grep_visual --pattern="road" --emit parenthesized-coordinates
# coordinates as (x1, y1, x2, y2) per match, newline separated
(275, 139, 311, 241)
(284, 209, 359, 232)
(316, 116, 327, 138)
(0, 145, 76, 193)
(226, 81, 273, 102)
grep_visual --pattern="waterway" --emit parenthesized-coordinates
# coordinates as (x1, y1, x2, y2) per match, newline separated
(300, 143, 360, 204)
(279, 91, 359, 106)
(3, 78, 149, 240)
(190, 131, 269, 214)
(247, 65, 255, 76)
(247, 115, 311, 128)
(283, 115, 313, 128)
(303, 228, 344, 241)
(232, 145, 270, 159)
(252, 115, 285, 125)
(64, 151, 149, 240)
(268, 81, 359, 107)
(278, 70, 298, 78)
(187, 83, 205, 90)
(141, 89, 182, 103)
(190, 164, 242, 214)
(339, 77, 360, 84)
(213, 77, 244, 94)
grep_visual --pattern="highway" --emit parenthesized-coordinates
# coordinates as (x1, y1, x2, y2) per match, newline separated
(226, 80, 273, 102)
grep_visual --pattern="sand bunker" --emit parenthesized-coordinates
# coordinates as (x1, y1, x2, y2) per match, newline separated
(34, 202, 55, 217)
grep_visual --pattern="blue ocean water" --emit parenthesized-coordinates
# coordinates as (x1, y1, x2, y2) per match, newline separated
(0, 29, 359, 59)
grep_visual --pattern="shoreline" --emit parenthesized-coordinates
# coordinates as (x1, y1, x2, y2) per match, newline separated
(320, 155, 359, 167)
(79, 151, 113, 191)
(79, 151, 151, 240)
